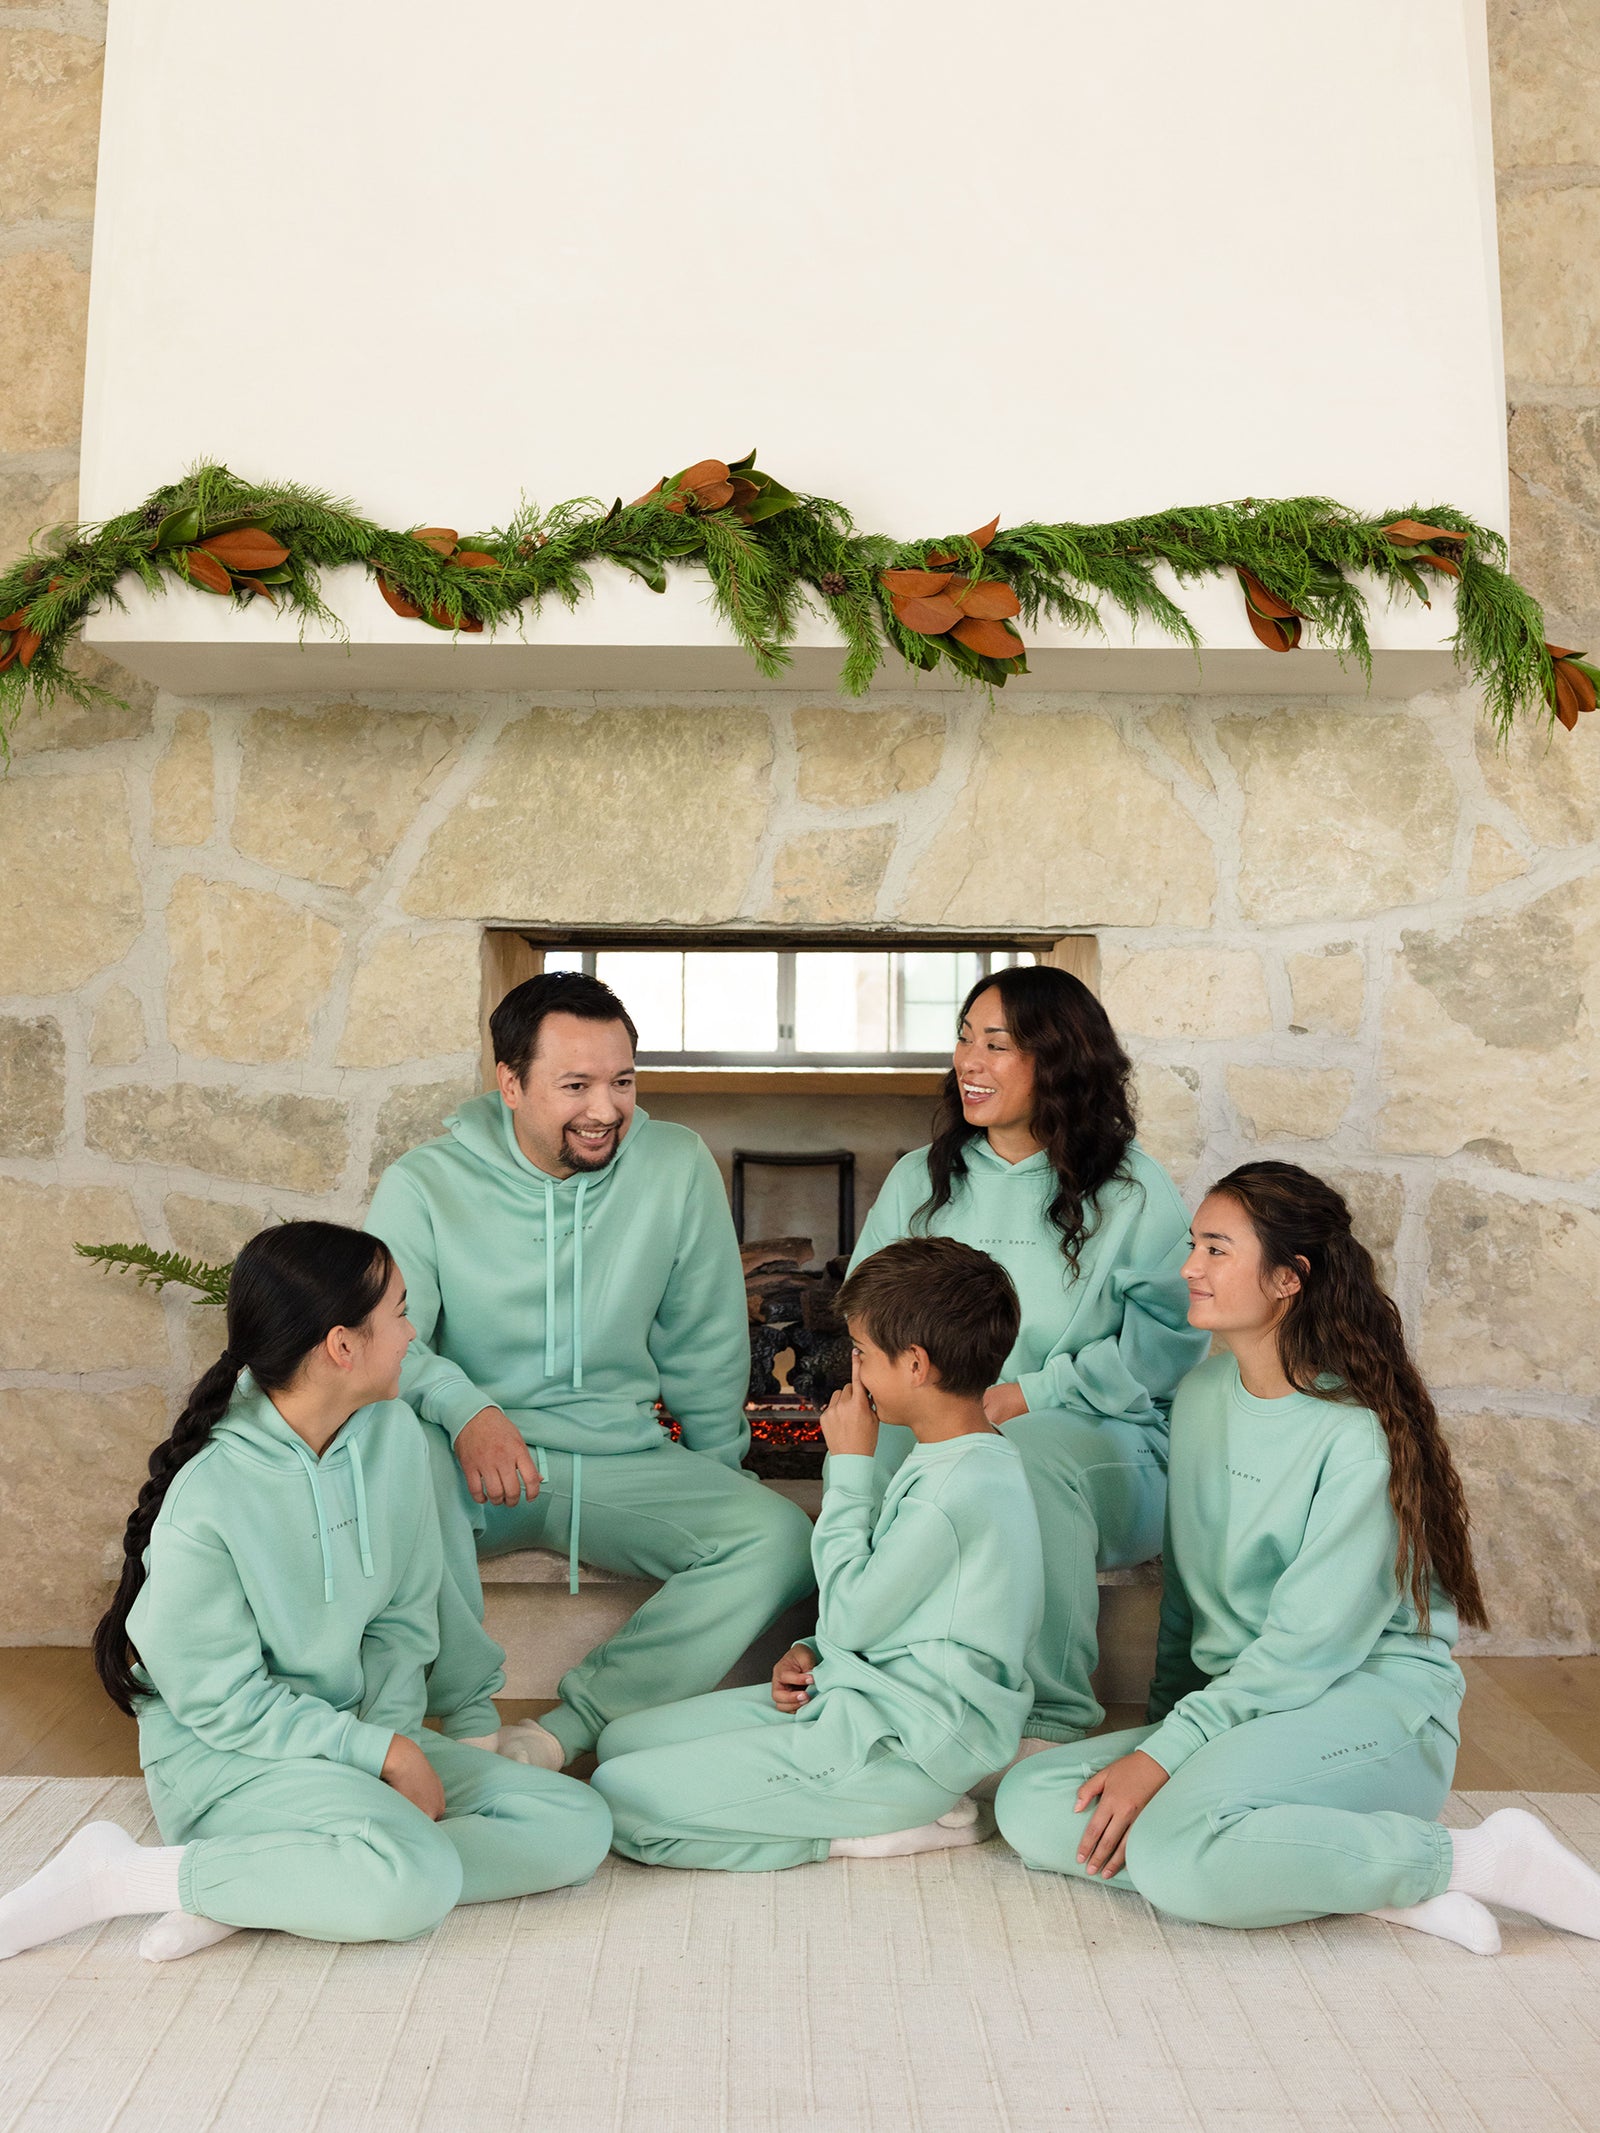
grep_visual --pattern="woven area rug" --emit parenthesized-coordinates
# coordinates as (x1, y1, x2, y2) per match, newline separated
(4, 1779, 1600, 2132)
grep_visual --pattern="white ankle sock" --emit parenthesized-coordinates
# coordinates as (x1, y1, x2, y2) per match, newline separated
(140, 1910, 241, 1963)
(496, 1719, 566, 1771)
(1366, 1891, 1501, 1956)
(1448, 1808, 1600, 1939)
(972, 1735, 1056, 1801)
(0, 1823, 185, 1960)
(459, 1731, 501, 1752)
(829, 1797, 986, 1860)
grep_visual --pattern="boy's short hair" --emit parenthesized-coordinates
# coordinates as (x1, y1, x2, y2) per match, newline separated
(837, 1237, 1019, 1397)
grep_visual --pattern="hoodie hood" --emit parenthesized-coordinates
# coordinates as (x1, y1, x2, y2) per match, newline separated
(215, 1376, 376, 1603)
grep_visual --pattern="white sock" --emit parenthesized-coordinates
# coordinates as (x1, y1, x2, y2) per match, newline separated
(829, 1796, 986, 1860)
(972, 1735, 1056, 1802)
(495, 1719, 566, 1771)
(459, 1731, 501, 1752)
(140, 1911, 241, 1963)
(0, 1823, 185, 1960)
(1366, 1892, 1501, 1956)
(1448, 1808, 1600, 1939)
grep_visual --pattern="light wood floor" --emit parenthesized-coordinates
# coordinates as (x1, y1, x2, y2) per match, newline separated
(6, 1650, 1600, 1787)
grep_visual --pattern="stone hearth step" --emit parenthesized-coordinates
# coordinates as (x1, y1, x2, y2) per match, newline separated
(481, 1478, 1161, 1705)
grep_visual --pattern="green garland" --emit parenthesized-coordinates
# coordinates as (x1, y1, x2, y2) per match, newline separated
(1, 455, 1590, 754)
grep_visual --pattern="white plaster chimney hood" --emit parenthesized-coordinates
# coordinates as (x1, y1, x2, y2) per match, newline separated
(80, 0, 1505, 697)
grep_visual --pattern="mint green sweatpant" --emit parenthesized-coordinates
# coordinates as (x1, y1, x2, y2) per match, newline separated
(994, 1667, 1456, 1926)
(592, 1684, 960, 1870)
(870, 1406, 1166, 1743)
(423, 1424, 817, 1758)
(144, 1731, 612, 1943)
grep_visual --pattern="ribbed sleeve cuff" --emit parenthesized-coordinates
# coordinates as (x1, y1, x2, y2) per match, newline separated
(1139, 1714, 1206, 1777)
(342, 1718, 397, 1777)
(823, 1453, 878, 1497)
(435, 1387, 499, 1444)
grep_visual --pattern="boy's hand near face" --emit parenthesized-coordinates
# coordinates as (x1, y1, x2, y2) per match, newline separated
(771, 1642, 817, 1712)
(820, 1352, 879, 1459)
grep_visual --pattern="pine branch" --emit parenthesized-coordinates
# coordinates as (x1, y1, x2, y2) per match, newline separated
(74, 1240, 232, 1306)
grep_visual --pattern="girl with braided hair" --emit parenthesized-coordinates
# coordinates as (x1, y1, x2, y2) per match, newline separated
(998, 1161, 1600, 1954)
(0, 1221, 609, 1966)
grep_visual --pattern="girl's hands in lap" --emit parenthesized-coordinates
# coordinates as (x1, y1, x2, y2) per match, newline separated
(382, 1733, 447, 1820)
(771, 1643, 817, 1712)
(1075, 1750, 1168, 1878)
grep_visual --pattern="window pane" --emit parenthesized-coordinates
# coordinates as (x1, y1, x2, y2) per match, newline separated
(594, 951, 684, 1050)
(897, 951, 983, 1053)
(542, 949, 585, 974)
(794, 952, 889, 1053)
(683, 952, 778, 1052)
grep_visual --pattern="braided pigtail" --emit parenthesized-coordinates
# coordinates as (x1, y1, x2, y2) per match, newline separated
(92, 1350, 240, 1714)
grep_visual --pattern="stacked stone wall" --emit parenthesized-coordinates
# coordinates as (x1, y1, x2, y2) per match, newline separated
(1, 0, 1597, 1650)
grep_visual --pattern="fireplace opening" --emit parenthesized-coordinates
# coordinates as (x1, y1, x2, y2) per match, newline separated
(480, 928, 1098, 1473)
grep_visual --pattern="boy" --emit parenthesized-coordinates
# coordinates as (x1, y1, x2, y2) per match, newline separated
(589, 1238, 1045, 1869)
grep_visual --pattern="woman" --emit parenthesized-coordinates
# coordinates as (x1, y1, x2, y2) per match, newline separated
(0, 1222, 610, 1966)
(996, 1162, 1600, 1953)
(850, 964, 1205, 1748)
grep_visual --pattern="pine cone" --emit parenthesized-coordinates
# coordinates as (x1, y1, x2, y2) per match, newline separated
(818, 571, 847, 597)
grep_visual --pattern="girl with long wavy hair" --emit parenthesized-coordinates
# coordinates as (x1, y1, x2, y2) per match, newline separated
(997, 1162, 1600, 1954)
(0, 1222, 609, 1967)
(850, 964, 1206, 1756)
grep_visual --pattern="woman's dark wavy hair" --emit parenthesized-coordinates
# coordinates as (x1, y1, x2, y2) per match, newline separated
(93, 1221, 396, 1715)
(917, 965, 1137, 1272)
(1212, 1161, 1487, 1634)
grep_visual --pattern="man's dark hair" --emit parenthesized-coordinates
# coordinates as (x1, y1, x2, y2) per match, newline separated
(491, 972, 639, 1082)
(837, 1236, 1019, 1398)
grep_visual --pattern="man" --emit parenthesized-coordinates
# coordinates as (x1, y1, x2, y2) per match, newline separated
(367, 970, 816, 1770)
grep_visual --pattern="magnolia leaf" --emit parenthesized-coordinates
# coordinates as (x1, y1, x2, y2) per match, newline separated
(1383, 518, 1465, 548)
(0, 631, 15, 673)
(952, 577, 1021, 620)
(617, 554, 668, 593)
(247, 564, 294, 585)
(234, 575, 278, 604)
(155, 505, 203, 550)
(452, 550, 501, 570)
(968, 514, 1001, 550)
(199, 514, 273, 540)
(376, 573, 425, 621)
(726, 448, 758, 474)
(1243, 603, 1300, 652)
(881, 569, 953, 598)
(950, 614, 1024, 658)
(1237, 569, 1299, 621)
(691, 479, 737, 512)
(892, 592, 963, 634)
(14, 626, 41, 667)
(199, 529, 290, 572)
(0, 608, 28, 629)
(183, 549, 235, 595)
(1391, 559, 1432, 606)
(743, 482, 799, 523)
(410, 527, 459, 556)
(1415, 553, 1462, 578)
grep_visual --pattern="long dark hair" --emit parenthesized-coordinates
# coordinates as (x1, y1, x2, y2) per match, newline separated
(94, 1221, 396, 1715)
(917, 965, 1137, 1272)
(1211, 1161, 1487, 1634)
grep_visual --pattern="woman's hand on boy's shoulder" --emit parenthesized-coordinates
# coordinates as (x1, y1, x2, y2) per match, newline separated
(820, 1356, 878, 1459)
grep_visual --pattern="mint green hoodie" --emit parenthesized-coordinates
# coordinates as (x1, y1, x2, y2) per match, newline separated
(852, 1140, 1205, 1428)
(1143, 1352, 1465, 1777)
(129, 1378, 447, 1778)
(366, 1095, 750, 1466)
(808, 1434, 1044, 1791)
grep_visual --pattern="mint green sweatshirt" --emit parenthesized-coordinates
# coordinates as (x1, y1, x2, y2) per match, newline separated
(366, 1096, 749, 1467)
(852, 1139, 1206, 1427)
(1143, 1353, 1465, 1777)
(129, 1378, 446, 1777)
(807, 1434, 1044, 1791)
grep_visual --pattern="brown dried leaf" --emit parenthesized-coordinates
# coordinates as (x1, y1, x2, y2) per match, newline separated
(1383, 518, 1465, 548)
(952, 578, 1021, 620)
(234, 576, 278, 605)
(199, 529, 290, 571)
(0, 635, 15, 674)
(0, 608, 29, 630)
(951, 615, 1023, 658)
(1237, 569, 1300, 621)
(1244, 604, 1301, 652)
(690, 479, 736, 511)
(410, 528, 459, 556)
(184, 550, 234, 595)
(452, 550, 500, 570)
(14, 627, 42, 667)
(1415, 553, 1462, 578)
(892, 592, 963, 635)
(675, 459, 731, 493)
(1553, 664, 1583, 730)
(967, 514, 1001, 550)
(880, 569, 953, 598)
(377, 574, 425, 621)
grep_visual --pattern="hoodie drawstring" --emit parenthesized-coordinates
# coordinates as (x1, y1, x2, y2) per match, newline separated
(288, 1436, 336, 1603)
(571, 1177, 588, 1390)
(533, 1446, 583, 1594)
(542, 1175, 558, 1381)
(347, 1437, 375, 1580)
